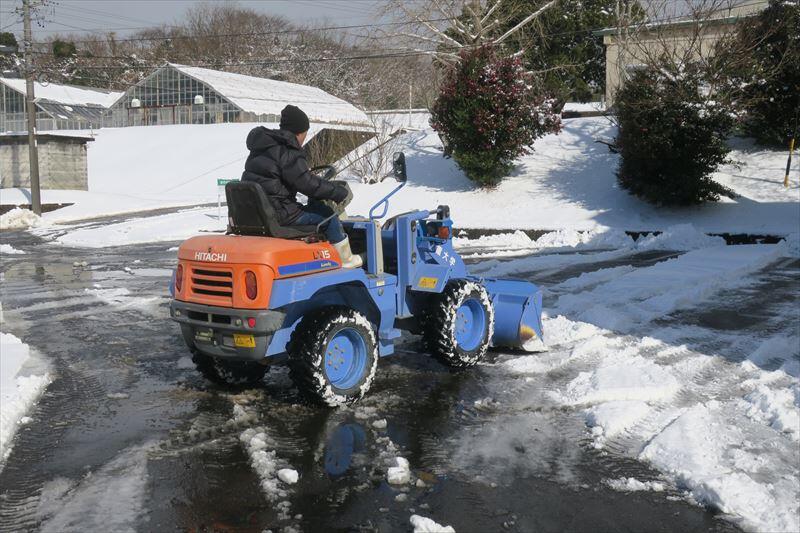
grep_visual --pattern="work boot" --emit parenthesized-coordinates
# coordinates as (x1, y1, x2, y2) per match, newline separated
(333, 237, 363, 269)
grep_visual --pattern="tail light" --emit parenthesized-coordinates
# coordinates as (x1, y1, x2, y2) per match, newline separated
(438, 226, 451, 239)
(245, 270, 257, 300)
(176, 264, 184, 291)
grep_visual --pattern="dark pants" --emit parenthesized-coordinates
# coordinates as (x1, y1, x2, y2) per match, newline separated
(291, 202, 346, 244)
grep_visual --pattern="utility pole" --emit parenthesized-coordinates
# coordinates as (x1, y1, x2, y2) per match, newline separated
(23, 0, 42, 215)
(408, 82, 412, 128)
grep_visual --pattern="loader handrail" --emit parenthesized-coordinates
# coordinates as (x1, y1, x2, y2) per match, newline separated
(368, 181, 406, 220)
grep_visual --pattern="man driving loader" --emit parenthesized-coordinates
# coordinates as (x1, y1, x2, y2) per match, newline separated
(241, 105, 363, 268)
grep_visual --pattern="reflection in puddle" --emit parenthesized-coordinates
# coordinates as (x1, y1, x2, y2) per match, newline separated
(324, 422, 366, 476)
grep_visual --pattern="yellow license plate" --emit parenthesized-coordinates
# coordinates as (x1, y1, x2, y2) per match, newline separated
(233, 334, 256, 348)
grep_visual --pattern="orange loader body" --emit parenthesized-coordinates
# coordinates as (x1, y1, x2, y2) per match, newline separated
(174, 235, 341, 310)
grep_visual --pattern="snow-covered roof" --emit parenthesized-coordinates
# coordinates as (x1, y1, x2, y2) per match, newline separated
(169, 63, 370, 127)
(0, 78, 122, 108)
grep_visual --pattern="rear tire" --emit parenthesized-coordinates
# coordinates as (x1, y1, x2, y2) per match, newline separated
(288, 307, 378, 407)
(423, 280, 494, 368)
(191, 349, 268, 387)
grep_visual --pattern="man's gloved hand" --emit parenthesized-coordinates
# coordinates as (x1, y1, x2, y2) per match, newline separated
(331, 184, 349, 203)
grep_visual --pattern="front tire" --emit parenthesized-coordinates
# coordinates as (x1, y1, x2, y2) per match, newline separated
(191, 349, 268, 386)
(288, 307, 378, 407)
(423, 280, 494, 367)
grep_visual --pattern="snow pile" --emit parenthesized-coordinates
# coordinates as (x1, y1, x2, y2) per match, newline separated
(635, 224, 726, 251)
(453, 230, 535, 250)
(410, 515, 456, 533)
(0, 244, 25, 255)
(533, 228, 632, 250)
(0, 332, 50, 464)
(387, 456, 411, 485)
(553, 357, 680, 405)
(0, 208, 43, 230)
(639, 401, 799, 532)
(741, 384, 800, 440)
(454, 228, 633, 258)
(604, 477, 666, 492)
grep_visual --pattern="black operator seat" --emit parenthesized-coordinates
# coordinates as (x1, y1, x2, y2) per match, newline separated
(225, 181, 320, 240)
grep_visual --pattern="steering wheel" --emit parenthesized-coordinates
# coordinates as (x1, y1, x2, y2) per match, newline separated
(310, 165, 337, 181)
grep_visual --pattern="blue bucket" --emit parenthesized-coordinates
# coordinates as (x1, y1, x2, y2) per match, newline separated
(481, 278, 544, 349)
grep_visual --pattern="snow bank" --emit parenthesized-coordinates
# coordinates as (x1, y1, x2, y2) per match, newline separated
(634, 224, 726, 251)
(0, 244, 25, 255)
(639, 401, 799, 532)
(0, 332, 50, 464)
(0, 207, 43, 230)
(410, 515, 456, 533)
(454, 228, 632, 260)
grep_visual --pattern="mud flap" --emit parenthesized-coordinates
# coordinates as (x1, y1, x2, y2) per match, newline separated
(481, 278, 545, 351)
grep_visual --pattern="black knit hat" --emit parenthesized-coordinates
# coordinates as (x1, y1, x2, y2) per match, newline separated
(280, 105, 310, 134)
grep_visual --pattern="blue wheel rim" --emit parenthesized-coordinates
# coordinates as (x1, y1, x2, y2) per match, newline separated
(325, 328, 368, 390)
(454, 298, 486, 351)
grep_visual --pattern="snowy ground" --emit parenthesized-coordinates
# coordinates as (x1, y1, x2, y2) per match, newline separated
(2, 116, 798, 237)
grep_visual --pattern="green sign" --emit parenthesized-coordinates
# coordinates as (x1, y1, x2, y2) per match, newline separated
(217, 178, 237, 186)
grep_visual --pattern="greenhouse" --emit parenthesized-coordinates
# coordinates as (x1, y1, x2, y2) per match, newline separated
(104, 63, 370, 128)
(0, 78, 121, 132)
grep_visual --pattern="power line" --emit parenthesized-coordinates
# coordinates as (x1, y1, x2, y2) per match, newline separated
(27, 16, 457, 44)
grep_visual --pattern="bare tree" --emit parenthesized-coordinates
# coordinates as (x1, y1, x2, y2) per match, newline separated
(608, 0, 773, 107)
(378, 0, 558, 64)
(340, 113, 407, 183)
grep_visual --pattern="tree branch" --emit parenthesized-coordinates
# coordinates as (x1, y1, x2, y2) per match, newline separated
(493, 0, 557, 45)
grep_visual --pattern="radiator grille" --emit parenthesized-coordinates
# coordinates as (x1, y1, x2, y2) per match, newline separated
(190, 267, 233, 301)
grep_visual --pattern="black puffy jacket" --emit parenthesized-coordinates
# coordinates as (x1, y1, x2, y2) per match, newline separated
(241, 127, 346, 225)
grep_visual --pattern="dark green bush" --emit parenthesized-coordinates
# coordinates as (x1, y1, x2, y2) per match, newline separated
(615, 65, 735, 205)
(430, 46, 560, 186)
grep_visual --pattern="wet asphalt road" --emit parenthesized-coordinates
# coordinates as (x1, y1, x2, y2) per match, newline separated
(0, 228, 757, 533)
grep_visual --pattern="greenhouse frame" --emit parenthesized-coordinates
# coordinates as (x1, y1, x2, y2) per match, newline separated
(104, 63, 371, 128)
(0, 78, 121, 132)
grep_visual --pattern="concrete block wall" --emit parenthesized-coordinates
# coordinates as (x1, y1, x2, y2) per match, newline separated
(0, 137, 89, 190)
